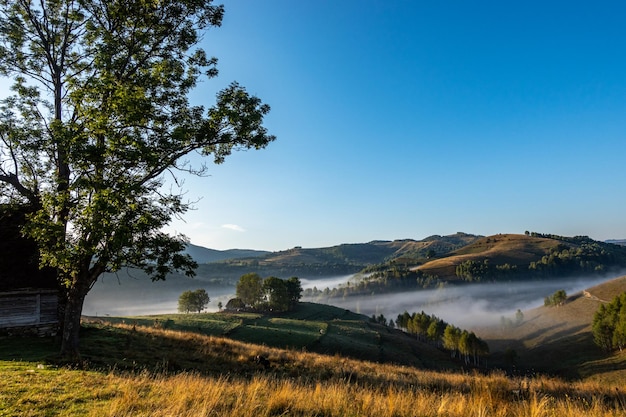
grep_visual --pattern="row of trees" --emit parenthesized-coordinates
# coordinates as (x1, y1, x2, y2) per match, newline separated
(592, 292, 626, 352)
(232, 273, 302, 312)
(395, 311, 489, 366)
(455, 260, 519, 282)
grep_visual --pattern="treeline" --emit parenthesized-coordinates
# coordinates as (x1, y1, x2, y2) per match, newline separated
(592, 292, 626, 352)
(455, 239, 626, 283)
(455, 260, 518, 282)
(395, 311, 489, 366)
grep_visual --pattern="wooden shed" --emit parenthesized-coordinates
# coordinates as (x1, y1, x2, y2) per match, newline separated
(0, 288, 59, 336)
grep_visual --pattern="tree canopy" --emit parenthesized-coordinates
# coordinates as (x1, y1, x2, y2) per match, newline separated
(236, 273, 264, 307)
(234, 273, 302, 312)
(0, 0, 274, 358)
(592, 292, 626, 352)
(178, 289, 210, 314)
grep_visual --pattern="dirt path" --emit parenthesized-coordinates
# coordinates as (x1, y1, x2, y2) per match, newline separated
(582, 290, 609, 303)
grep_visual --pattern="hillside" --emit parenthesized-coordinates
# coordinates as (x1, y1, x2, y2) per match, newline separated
(310, 233, 626, 299)
(193, 233, 483, 280)
(82, 302, 456, 370)
(184, 243, 270, 264)
(477, 275, 626, 380)
(416, 233, 626, 281)
(415, 233, 562, 279)
(195, 233, 626, 287)
(4, 319, 625, 416)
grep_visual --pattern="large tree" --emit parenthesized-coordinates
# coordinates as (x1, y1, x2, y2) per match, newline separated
(0, 0, 274, 358)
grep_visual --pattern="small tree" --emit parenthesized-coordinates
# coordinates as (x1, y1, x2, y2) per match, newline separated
(178, 289, 210, 313)
(544, 289, 567, 307)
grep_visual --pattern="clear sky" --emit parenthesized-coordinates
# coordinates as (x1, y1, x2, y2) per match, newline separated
(161, 0, 626, 251)
(5, 1, 621, 252)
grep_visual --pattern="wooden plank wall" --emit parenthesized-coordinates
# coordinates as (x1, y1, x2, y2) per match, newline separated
(0, 289, 58, 329)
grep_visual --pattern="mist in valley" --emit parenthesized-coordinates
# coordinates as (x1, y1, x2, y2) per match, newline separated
(311, 275, 617, 329)
(82, 270, 235, 317)
(83, 273, 362, 317)
(84, 268, 619, 330)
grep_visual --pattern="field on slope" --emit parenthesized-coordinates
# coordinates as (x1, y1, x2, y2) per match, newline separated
(477, 276, 626, 382)
(2, 302, 626, 416)
(81, 302, 454, 370)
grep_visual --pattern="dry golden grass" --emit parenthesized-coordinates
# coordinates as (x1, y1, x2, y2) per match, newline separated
(416, 234, 561, 278)
(3, 321, 626, 416)
(85, 370, 626, 417)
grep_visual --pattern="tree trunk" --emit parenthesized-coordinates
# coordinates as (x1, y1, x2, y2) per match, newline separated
(59, 276, 92, 360)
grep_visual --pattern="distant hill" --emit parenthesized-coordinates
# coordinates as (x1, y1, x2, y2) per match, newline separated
(415, 233, 563, 279)
(606, 239, 626, 246)
(184, 243, 270, 264)
(198, 233, 481, 275)
(306, 233, 626, 299)
(417, 233, 626, 281)
(182, 232, 626, 288)
(269, 232, 481, 266)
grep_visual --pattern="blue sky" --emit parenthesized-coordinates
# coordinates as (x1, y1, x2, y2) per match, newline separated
(1, 1, 616, 251)
(161, 1, 626, 251)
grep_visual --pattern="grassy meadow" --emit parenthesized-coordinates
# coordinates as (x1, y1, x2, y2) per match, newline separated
(2, 299, 626, 416)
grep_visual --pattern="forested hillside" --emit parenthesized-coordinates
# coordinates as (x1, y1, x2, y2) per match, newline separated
(304, 233, 626, 299)
(191, 233, 482, 281)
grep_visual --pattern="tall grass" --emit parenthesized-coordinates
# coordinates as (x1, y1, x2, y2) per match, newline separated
(2, 322, 625, 416)
(88, 372, 625, 417)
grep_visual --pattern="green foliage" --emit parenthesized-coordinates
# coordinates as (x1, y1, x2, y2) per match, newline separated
(235, 273, 302, 312)
(236, 273, 264, 307)
(528, 234, 626, 276)
(0, 0, 274, 357)
(262, 276, 290, 312)
(544, 289, 567, 307)
(177, 289, 210, 314)
(395, 310, 488, 366)
(592, 292, 626, 352)
(455, 259, 491, 282)
(225, 297, 245, 310)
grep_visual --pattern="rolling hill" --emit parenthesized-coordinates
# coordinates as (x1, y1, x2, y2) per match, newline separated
(415, 233, 564, 279)
(184, 233, 626, 287)
(184, 243, 270, 264)
(241, 232, 481, 266)
(477, 275, 626, 380)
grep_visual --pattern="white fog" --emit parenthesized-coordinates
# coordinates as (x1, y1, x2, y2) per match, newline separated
(310, 275, 616, 329)
(83, 271, 617, 329)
